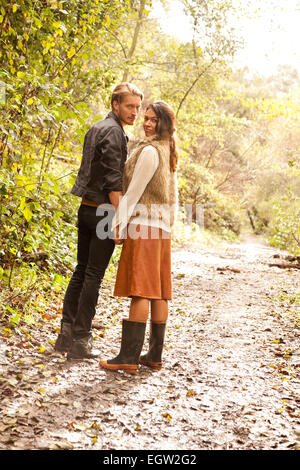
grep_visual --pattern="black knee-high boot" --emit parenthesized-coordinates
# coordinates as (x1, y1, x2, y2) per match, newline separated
(139, 322, 166, 370)
(100, 319, 146, 374)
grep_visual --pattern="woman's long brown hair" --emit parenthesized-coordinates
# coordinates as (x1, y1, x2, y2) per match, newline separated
(146, 101, 178, 173)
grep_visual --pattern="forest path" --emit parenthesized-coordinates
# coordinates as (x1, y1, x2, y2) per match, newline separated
(0, 235, 299, 451)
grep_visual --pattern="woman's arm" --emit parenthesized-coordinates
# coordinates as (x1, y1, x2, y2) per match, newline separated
(112, 145, 159, 239)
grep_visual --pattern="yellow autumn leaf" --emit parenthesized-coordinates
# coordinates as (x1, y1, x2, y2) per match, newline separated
(68, 46, 76, 59)
(92, 422, 101, 430)
(35, 363, 45, 369)
(26, 183, 37, 191)
(22, 205, 33, 222)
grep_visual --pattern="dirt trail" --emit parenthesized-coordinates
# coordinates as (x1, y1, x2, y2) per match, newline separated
(0, 236, 299, 450)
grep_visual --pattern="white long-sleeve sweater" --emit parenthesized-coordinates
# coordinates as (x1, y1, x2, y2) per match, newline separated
(112, 145, 172, 235)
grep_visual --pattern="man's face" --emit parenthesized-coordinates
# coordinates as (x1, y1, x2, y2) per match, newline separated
(113, 94, 142, 127)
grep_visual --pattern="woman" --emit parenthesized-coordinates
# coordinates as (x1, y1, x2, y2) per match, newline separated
(99, 101, 178, 374)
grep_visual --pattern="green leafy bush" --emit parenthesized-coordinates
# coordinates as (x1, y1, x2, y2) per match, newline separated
(269, 194, 300, 255)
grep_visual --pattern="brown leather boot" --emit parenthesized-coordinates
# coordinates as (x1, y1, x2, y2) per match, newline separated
(54, 322, 72, 352)
(100, 319, 146, 374)
(67, 334, 99, 359)
(139, 322, 166, 370)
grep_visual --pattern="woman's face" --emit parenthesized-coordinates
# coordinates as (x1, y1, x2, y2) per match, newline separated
(143, 108, 159, 137)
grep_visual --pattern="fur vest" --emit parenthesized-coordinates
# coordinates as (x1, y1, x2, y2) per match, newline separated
(123, 136, 178, 228)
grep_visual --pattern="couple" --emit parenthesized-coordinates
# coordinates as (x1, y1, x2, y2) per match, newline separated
(54, 82, 178, 374)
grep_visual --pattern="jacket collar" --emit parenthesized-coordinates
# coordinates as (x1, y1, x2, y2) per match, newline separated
(107, 111, 128, 140)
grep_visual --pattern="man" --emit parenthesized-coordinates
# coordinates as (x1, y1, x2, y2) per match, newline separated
(54, 82, 143, 359)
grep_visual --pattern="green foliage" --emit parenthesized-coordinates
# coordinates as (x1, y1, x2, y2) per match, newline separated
(178, 156, 242, 236)
(0, 0, 133, 323)
(269, 192, 300, 255)
(0, 164, 78, 287)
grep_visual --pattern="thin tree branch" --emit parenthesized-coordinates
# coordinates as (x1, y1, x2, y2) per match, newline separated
(176, 58, 216, 118)
(103, 25, 127, 59)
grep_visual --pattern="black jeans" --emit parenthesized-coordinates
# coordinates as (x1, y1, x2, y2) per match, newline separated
(62, 204, 115, 338)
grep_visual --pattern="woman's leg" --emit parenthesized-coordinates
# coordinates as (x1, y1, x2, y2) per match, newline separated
(150, 299, 168, 323)
(139, 299, 168, 370)
(99, 297, 148, 374)
(128, 297, 150, 323)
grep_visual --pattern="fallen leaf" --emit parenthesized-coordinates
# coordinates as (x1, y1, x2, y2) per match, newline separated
(162, 413, 172, 421)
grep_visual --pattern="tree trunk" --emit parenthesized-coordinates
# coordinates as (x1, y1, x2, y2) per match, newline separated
(122, 0, 147, 82)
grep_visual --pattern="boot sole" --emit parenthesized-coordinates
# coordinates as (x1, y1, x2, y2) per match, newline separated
(139, 359, 162, 371)
(67, 356, 98, 360)
(67, 352, 100, 359)
(99, 360, 138, 374)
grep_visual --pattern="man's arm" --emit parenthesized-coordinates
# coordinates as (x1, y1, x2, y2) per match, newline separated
(97, 126, 126, 243)
(108, 190, 122, 210)
(98, 126, 125, 196)
(109, 191, 123, 244)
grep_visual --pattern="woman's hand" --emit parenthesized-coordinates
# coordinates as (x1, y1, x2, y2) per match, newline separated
(113, 225, 124, 245)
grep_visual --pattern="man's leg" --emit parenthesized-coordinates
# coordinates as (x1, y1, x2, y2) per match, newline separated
(68, 209, 115, 358)
(54, 205, 90, 352)
(72, 234, 115, 338)
(61, 208, 90, 325)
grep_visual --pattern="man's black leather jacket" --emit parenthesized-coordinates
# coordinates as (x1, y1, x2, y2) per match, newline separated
(71, 111, 128, 204)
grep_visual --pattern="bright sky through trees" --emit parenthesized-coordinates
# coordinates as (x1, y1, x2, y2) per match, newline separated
(151, 0, 300, 76)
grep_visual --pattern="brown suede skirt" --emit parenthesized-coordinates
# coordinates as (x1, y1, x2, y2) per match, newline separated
(114, 225, 172, 300)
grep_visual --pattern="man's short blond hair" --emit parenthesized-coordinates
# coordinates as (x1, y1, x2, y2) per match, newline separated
(111, 82, 144, 108)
